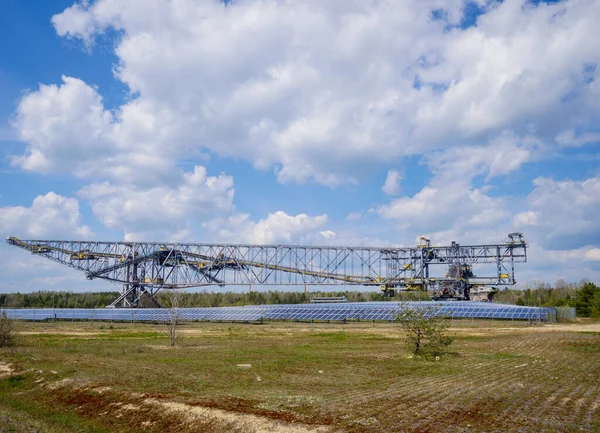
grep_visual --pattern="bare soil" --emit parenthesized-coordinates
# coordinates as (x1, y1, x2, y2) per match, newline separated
(0, 319, 599, 432)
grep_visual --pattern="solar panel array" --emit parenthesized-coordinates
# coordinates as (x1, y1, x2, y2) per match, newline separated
(1, 301, 554, 322)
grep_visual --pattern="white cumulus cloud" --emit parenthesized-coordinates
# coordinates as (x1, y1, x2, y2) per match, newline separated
(22, 0, 596, 186)
(204, 211, 328, 245)
(520, 175, 600, 250)
(377, 134, 532, 234)
(78, 166, 234, 240)
(13, 76, 115, 175)
(0, 192, 93, 239)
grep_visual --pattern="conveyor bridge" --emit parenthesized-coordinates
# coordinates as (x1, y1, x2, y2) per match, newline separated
(6, 233, 527, 308)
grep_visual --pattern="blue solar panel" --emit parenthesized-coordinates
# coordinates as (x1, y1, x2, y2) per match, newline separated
(1, 301, 556, 322)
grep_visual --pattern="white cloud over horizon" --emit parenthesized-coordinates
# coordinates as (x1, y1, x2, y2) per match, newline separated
(1, 0, 599, 291)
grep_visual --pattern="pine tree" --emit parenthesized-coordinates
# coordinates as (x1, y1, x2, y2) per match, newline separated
(575, 282, 600, 317)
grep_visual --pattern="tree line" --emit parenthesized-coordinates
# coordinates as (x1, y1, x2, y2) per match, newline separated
(495, 280, 600, 317)
(0, 289, 427, 309)
(0, 291, 119, 309)
(1, 280, 599, 317)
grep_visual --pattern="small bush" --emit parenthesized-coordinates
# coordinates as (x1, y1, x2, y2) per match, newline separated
(7, 375, 24, 386)
(395, 304, 454, 358)
(0, 311, 16, 347)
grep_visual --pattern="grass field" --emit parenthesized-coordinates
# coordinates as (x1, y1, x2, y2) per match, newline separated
(1, 319, 599, 433)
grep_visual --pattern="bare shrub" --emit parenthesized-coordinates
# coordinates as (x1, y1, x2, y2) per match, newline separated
(395, 304, 453, 358)
(0, 311, 16, 347)
(164, 290, 181, 347)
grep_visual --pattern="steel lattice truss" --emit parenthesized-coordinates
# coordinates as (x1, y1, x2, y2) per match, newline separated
(6, 233, 527, 307)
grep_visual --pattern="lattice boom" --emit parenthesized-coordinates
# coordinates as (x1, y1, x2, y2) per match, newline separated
(6, 233, 527, 308)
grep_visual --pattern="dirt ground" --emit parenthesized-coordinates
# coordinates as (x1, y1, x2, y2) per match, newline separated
(1, 319, 599, 433)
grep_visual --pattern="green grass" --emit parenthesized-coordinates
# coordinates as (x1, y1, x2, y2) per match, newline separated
(567, 341, 600, 353)
(478, 352, 527, 360)
(0, 321, 599, 432)
(0, 376, 109, 433)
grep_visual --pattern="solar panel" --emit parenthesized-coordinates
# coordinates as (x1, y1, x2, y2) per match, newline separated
(1, 301, 556, 323)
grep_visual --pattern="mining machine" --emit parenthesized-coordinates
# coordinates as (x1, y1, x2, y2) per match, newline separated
(6, 233, 527, 308)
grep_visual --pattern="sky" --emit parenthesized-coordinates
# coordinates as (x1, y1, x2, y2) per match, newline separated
(0, 0, 599, 293)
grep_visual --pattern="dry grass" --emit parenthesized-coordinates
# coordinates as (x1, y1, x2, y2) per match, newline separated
(0, 319, 599, 432)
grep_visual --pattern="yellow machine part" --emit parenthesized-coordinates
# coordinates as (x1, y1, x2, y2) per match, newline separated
(144, 278, 164, 284)
(70, 250, 93, 260)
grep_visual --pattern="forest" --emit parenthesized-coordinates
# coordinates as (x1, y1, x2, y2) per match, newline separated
(1, 281, 599, 317)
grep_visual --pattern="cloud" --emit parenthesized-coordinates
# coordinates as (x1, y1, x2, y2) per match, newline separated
(556, 130, 600, 148)
(12, 76, 192, 187)
(513, 211, 539, 226)
(378, 183, 508, 235)
(30, 0, 598, 186)
(204, 211, 328, 245)
(382, 170, 402, 196)
(0, 193, 95, 293)
(424, 132, 535, 181)
(51, 3, 97, 46)
(5, 0, 600, 289)
(585, 248, 600, 262)
(414, 0, 600, 142)
(78, 166, 234, 240)
(13, 76, 115, 175)
(377, 134, 532, 234)
(513, 243, 600, 285)
(319, 230, 336, 240)
(0, 192, 93, 239)
(516, 175, 600, 250)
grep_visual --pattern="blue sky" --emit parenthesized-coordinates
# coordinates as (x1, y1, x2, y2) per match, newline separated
(0, 0, 599, 293)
